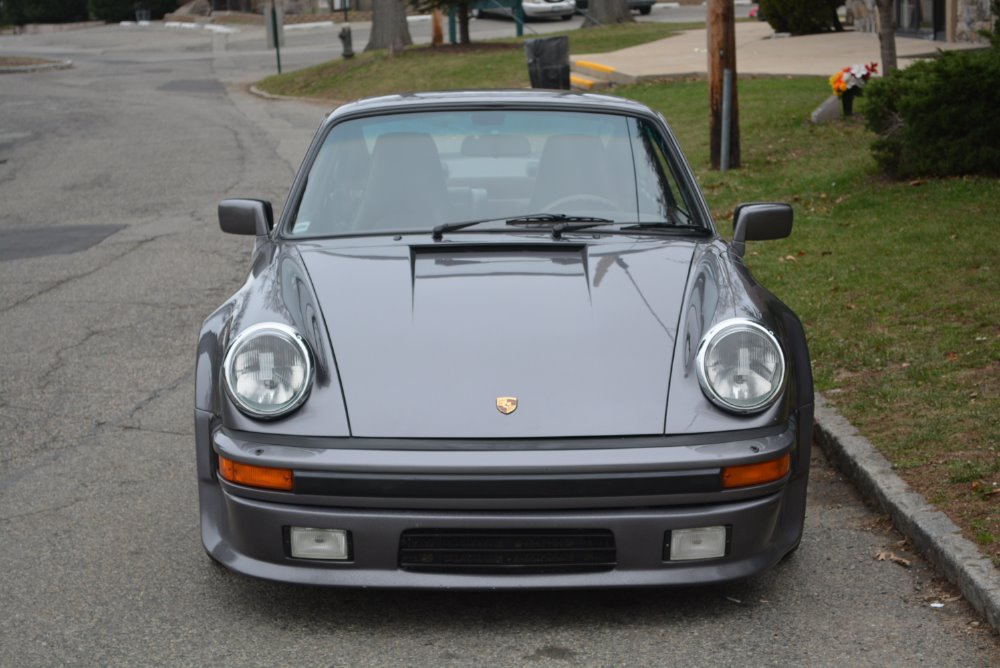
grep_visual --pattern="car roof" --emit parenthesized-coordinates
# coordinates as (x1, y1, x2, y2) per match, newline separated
(325, 90, 658, 125)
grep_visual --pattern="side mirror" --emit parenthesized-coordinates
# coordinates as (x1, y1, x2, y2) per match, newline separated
(219, 199, 274, 236)
(732, 203, 793, 258)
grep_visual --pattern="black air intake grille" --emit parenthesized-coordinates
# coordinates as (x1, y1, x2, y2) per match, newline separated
(399, 529, 616, 574)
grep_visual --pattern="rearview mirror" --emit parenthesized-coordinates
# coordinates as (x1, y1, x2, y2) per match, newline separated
(732, 203, 793, 258)
(218, 199, 274, 236)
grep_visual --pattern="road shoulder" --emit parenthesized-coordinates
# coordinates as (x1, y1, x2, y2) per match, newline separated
(815, 394, 1000, 632)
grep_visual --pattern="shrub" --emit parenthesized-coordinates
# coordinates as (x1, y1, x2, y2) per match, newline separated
(864, 48, 1000, 178)
(4, 0, 89, 23)
(758, 0, 841, 34)
(88, 0, 176, 21)
(983, 0, 1000, 48)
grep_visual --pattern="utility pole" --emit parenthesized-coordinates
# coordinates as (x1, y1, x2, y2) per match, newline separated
(708, 0, 740, 170)
(266, 1, 284, 75)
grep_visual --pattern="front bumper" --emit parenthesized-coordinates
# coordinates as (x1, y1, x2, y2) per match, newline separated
(195, 407, 812, 588)
(522, 1, 576, 18)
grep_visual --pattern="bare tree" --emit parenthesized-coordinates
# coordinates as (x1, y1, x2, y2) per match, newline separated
(874, 0, 897, 72)
(366, 0, 414, 52)
(455, 2, 471, 44)
(582, 0, 633, 27)
(412, 0, 474, 45)
(431, 7, 444, 46)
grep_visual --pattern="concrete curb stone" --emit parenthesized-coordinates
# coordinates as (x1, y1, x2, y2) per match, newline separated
(814, 394, 1000, 632)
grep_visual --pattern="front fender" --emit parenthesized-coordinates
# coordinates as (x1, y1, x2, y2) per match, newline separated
(194, 242, 351, 437)
(664, 242, 812, 434)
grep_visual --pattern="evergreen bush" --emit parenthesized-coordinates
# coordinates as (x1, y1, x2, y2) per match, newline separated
(87, 0, 175, 21)
(4, 0, 88, 23)
(864, 48, 1000, 178)
(88, 0, 132, 21)
(758, 0, 841, 34)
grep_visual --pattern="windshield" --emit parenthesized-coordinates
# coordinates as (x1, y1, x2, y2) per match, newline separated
(288, 109, 702, 238)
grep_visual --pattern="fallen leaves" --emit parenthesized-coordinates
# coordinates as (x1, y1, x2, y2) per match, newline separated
(874, 550, 912, 568)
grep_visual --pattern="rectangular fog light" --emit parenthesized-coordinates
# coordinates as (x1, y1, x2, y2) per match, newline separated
(290, 527, 350, 561)
(668, 526, 727, 561)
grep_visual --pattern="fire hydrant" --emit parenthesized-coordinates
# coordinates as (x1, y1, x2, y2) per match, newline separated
(339, 26, 354, 59)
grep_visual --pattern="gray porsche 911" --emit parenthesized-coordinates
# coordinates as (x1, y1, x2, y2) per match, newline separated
(195, 90, 813, 588)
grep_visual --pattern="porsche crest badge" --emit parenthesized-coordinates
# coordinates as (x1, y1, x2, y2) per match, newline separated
(496, 396, 518, 415)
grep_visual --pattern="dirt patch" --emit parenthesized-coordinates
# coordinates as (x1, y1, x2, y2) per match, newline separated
(423, 42, 522, 54)
(0, 56, 57, 66)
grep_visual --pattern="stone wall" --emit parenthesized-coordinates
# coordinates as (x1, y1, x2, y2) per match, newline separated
(955, 0, 994, 41)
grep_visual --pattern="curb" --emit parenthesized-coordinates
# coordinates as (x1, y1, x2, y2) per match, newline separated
(571, 59, 637, 86)
(0, 59, 73, 74)
(813, 394, 1000, 632)
(248, 84, 302, 102)
(247, 84, 340, 109)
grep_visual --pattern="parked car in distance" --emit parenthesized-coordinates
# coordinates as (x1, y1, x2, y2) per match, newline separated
(575, 0, 655, 15)
(476, 0, 576, 20)
(197, 90, 814, 589)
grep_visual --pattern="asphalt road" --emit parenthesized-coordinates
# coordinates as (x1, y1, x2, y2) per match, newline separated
(1, 21, 998, 667)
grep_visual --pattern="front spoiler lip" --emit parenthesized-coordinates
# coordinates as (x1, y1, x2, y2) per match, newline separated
(199, 475, 807, 589)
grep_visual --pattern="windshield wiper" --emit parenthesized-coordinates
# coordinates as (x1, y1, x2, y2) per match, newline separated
(431, 215, 708, 241)
(616, 222, 711, 235)
(507, 216, 711, 239)
(432, 216, 507, 240)
(505, 213, 614, 225)
(505, 213, 616, 239)
(433, 213, 614, 240)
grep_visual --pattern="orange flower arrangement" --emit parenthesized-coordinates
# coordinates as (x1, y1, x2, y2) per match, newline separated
(829, 62, 879, 97)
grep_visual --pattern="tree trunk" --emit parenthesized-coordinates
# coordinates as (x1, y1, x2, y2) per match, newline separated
(365, 0, 413, 52)
(458, 2, 471, 44)
(431, 8, 443, 46)
(708, 0, 740, 169)
(582, 0, 633, 27)
(874, 0, 897, 72)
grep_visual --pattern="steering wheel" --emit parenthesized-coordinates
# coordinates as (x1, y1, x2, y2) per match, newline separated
(541, 194, 620, 213)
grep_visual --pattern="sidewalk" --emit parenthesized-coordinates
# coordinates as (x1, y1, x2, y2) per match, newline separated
(572, 21, 986, 85)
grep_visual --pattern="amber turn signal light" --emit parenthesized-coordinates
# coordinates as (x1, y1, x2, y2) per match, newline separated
(218, 455, 293, 491)
(722, 453, 790, 489)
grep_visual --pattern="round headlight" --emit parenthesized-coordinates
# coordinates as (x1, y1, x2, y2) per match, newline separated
(223, 323, 313, 419)
(696, 319, 785, 414)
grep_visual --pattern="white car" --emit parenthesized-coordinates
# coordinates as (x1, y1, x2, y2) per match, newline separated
(477, 0, 576, 21)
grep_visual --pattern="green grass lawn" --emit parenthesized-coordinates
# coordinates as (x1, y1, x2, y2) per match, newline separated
(256, 34, 1000, 564)
(256, 22, 700, 100)
(622, 77, 1000, 562)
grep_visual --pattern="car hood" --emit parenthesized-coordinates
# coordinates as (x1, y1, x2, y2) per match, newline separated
(298, 237, 697, 438)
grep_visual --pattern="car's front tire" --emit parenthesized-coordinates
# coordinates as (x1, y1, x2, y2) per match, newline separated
(638, 5, 651, 14)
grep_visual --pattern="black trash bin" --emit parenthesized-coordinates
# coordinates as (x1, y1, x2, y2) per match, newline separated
(524, 36, 570, 90)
